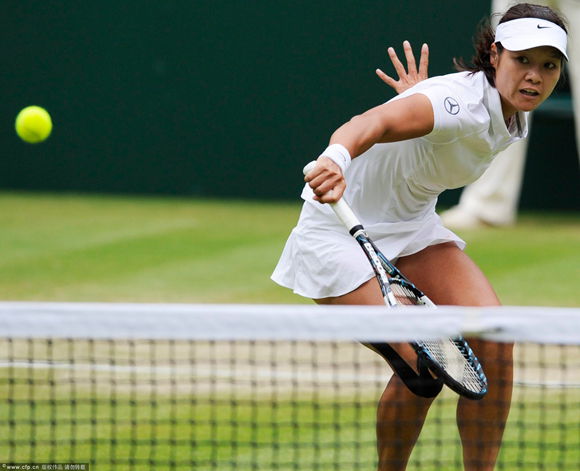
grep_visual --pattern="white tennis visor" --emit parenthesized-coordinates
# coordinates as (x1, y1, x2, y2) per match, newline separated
(495, 17, 568, 60)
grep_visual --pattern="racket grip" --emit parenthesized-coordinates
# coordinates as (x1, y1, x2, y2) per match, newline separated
(331, 199, 361, 232)
(303, 161, 362, 232)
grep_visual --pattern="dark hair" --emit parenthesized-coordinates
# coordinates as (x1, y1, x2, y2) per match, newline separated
(454, 3, 568, 86)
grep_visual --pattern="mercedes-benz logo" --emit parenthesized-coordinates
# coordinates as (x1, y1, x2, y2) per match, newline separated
(444, 97, 460, 115)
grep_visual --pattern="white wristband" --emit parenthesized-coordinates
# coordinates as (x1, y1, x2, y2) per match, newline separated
(319, 144, 351, 174)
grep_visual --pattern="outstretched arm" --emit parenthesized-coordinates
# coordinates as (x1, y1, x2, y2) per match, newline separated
(306, 93, 434, 203)
(330, 94, 434, 152)
(376, 40, 429, 94)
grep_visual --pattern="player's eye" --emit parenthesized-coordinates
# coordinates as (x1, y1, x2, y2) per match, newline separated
(544, 62, 557, 70)
(516, 56, 529, 64)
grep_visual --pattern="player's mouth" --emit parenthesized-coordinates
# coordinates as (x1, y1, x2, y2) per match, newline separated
(520, 88, 540, 97)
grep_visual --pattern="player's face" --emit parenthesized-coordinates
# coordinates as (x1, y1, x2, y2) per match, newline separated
(491, 43, 562, 118)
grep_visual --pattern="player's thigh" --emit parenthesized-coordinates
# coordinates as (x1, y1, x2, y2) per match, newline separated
(314, 279, 424, 374)
(396, 242, 500, 306)
(314, 277, 384, 305)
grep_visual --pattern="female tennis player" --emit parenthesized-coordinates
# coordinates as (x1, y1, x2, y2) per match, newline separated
(272, 3, 568, 470)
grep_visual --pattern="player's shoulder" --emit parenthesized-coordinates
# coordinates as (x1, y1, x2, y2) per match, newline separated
(398, 71, 493, 143)
(402, 71, 493, 124)
(402, 71, 488, 106)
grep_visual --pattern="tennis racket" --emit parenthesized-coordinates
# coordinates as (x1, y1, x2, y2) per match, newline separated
(303, 161, 488, 400)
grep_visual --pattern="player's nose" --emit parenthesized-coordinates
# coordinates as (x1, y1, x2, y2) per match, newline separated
(524, 66, 542, 84)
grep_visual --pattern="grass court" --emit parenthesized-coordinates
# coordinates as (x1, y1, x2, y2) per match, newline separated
(0, 192, 578, 469)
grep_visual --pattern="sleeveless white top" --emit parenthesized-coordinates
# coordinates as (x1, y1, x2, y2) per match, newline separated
(272, 71, 528, 299)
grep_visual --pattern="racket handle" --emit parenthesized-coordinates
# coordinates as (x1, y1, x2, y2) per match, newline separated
(331, 199, 362, 233)
(303, 161, 362, 232)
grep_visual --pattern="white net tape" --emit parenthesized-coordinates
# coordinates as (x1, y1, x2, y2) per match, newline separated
(1, 302, 579, 344)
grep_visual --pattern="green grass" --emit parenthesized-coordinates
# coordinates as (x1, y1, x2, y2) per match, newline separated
(0, 192, 578, 306)
(0, 192, 305, 303)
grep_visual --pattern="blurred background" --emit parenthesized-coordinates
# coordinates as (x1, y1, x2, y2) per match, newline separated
(2, 0, 577, 209)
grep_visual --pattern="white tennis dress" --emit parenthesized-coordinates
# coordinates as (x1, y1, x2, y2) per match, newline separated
(272, 71, 528, 299)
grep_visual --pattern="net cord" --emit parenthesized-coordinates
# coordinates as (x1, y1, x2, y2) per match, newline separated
(0, 302, 579, 344)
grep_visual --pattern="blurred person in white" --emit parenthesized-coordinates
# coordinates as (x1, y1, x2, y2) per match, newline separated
(441, 0, 579, 228)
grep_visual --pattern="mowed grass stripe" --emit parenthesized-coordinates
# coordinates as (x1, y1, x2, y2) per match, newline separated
(0, 192, 577, 305)
(0, 192, 302, 302)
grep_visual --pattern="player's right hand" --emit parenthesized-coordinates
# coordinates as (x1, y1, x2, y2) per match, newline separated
(304, 157, 346, 204)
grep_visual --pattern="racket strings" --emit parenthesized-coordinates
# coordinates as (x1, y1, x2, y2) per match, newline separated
(419, 339, 485, 393)
(390, 282, 422, 306)
(388, 280, 486, 396)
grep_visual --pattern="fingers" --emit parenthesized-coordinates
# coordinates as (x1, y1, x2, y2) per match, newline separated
(387, 46, 407, 80)
(313, 173, 346, 203)
(378, 41, 429, 94)
(418, 43, 429, 80)
(403, 40, 417, 76)
(316, 181, 345, 203)
(306, 171, 341, 200)
(304, 157, 345, 203)
(375, 68, 397, 87)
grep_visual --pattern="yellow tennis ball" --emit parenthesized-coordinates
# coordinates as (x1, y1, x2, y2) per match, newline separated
(15, 106, 53, 143)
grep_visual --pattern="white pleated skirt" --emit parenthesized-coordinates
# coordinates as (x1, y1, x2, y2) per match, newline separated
(271, 201, 465, 299)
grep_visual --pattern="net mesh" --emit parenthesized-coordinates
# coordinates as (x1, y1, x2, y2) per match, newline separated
(1, 302, 579, 470)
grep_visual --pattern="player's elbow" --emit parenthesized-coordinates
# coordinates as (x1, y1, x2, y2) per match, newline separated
(353, 112, 392, 142)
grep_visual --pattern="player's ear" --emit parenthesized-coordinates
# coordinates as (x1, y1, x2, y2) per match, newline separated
(490, 43, 499, 68)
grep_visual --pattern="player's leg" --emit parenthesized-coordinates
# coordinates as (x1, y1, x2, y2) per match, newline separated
(456, 339, 513, 471)
(315, 279, 436, 471)
(395, 242, 500, 306)
(396, 242, 513, 471)
(374, 373, 436, 470)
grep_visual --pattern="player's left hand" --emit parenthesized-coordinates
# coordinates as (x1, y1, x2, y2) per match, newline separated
(376, 40, 429, 94)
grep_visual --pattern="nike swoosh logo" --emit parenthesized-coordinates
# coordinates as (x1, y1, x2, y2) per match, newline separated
(537, 24, 551, 29)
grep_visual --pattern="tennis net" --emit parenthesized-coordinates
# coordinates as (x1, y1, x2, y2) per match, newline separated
(1, 302, 579, 470)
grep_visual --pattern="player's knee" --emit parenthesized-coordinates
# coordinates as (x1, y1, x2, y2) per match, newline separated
(371, 342, 444, 398)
